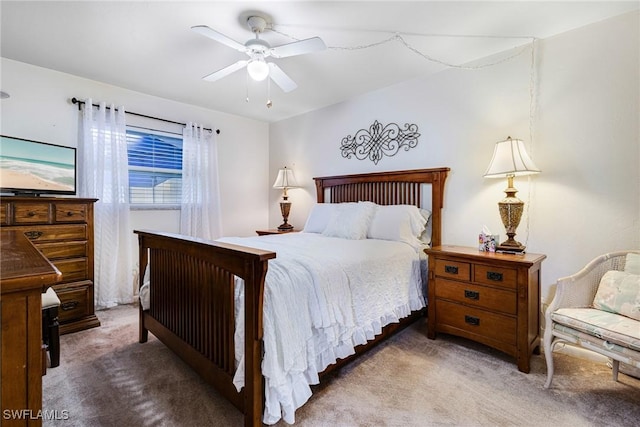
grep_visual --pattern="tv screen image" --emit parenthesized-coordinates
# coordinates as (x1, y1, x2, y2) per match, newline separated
(0, 135, 77, 195)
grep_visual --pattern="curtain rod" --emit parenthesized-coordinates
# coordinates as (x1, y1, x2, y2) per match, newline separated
(71, 97, 220, 135)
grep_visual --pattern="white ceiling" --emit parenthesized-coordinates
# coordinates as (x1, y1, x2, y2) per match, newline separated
(1, 1, 638, 123)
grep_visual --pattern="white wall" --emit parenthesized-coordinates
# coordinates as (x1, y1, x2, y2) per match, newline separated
(269, 11, 640, 305)
(0, 58, 271, 264)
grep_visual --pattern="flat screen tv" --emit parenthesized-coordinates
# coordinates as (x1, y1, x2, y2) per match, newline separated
(0, 135, 77, 196)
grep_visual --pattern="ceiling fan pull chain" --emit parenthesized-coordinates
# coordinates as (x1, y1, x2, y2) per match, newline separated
(266, 78, 272, 108)
(245, 70, 250, 103)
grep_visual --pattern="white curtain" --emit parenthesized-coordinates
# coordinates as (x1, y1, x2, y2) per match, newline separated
(180, 123, 222, 240)
(79, 100, 133, 308)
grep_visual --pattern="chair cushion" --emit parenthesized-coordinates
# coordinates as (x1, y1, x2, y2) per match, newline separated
(593, 270, 640, 321)
(42, 287, 61, 309)
(552, 308, 640, 351)
(553, 323, 640, 366)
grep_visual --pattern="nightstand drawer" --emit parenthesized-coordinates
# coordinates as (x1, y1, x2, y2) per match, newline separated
(436, 300, 516, 346)
(434, 259, 471, 281)
(434, 279, 516, 315)
(473, 264, 517, 289)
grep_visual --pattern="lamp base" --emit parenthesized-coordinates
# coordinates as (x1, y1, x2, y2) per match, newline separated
(278, 201, 293, 232)
(496, 175, 526, 253)
(496, 241, 526, 253)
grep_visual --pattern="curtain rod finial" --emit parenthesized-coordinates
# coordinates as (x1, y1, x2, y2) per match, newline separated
(71, 97, 83, 110)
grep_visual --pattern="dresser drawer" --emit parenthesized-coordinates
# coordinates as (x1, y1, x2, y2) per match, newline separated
(55, 282, 92, 323)
(35, 240, 88, 260)
(473, 264, 517, 289)
(51, 258, 89, 283)
(435, 300, 516, 346)
(12, 224, 87, 242)
(434, 259, 471, 281)
(54, 203, 88, 223)
(434, 279, 517, 315)
(0, 203, 7, 225)
(13, 203, 51, 224)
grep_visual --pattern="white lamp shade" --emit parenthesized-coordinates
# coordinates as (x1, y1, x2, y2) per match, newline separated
(273, 167, 299, 189)
(247, 59, 269, 81)
(484, 137, 541, 178)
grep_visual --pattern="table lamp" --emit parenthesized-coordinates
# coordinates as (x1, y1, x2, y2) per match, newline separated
(273, 166, 299, 231)
(484, 137, 540, 252)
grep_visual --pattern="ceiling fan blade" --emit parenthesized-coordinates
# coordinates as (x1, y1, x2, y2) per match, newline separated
(191, 25, 246, 52)
(268, 63, 297, 93)
(270, 37, 326, 58)
(202, 60, 248, 82)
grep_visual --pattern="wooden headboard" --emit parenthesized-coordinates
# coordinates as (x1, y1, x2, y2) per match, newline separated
(313, 168, 450, 247)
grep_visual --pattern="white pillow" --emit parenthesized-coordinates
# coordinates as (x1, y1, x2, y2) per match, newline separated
(322, 201, 377, 240)
(303, 203, 338, 233)
(624, 253, 640, 275)
(367, 204, 427, 249)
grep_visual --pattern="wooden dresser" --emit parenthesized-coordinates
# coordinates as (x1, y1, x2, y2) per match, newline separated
(1, 229, 61, 426)
(425, 245, 546, 373)
(0, 197, 100, 334)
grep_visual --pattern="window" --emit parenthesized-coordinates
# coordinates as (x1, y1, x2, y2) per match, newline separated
(126, 127, 183, 207)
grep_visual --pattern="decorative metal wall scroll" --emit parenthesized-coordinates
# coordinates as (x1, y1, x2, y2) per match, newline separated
(340, 120, 420, 165)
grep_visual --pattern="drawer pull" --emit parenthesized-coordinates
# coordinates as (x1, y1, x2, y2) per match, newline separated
(444, 265, 459, 275)
(66, 211, 74, 217)
(487, 271, 503, 281)
(24, 230, 43, 240)
(27, 211, 36, 217)
(464, 315, 480, 326)
(61, 301, 79, 311)
(464, 290, 479, 300)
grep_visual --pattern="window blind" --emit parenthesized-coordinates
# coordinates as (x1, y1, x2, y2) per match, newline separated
(126, 128, 183, 206)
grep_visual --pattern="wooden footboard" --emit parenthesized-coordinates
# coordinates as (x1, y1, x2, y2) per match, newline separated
(135, 230, 275, 427)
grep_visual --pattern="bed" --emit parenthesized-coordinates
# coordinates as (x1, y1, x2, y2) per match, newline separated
(135, 167, 449, 426)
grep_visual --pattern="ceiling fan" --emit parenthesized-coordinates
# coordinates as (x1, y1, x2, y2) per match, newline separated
(192, 16, 326, 93)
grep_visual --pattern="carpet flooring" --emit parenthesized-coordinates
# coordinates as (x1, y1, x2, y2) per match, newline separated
(43, 305, 640, 426)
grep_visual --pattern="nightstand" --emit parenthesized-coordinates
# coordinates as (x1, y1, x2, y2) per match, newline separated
(424, 245, 546, 373)
(256, 229, 296, 236)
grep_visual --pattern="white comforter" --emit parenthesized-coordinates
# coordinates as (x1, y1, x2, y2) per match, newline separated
(217, 232, 425, 425)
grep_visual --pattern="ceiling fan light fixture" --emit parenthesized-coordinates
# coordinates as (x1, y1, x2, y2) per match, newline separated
(192, 14, 326, 91)
(247, 59, 270, 81)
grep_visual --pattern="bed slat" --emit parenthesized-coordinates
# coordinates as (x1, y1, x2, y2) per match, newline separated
(148, 249, 236, 374)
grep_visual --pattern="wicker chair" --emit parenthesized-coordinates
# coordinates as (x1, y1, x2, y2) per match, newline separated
(543, 250, 640, 388)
